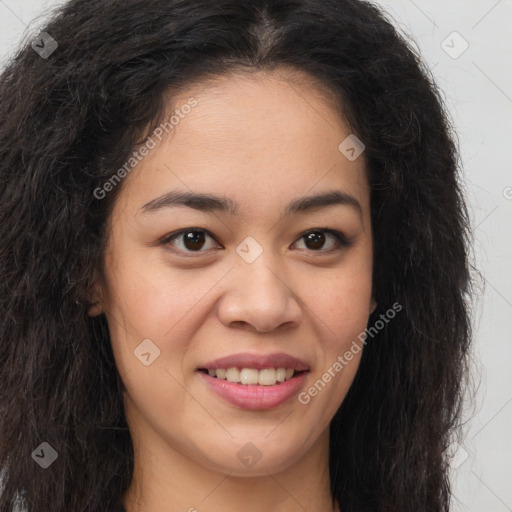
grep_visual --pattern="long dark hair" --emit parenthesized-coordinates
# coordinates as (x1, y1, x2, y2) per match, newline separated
(0, 1, 473, 510)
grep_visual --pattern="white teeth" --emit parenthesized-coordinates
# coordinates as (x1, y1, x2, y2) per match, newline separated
(258, 368, 276, 386)
(240, 368, 259, 385)
(226, 367, 240, 383)
(276, 368, 286, 382)
(208, 367, 299, 385)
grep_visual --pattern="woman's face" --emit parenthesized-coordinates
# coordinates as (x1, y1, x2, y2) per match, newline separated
(96, 69, 375, 476)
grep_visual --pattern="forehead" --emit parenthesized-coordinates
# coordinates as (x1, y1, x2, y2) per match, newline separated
(120, 69, 369, 219)
(165, 68, 348, 155)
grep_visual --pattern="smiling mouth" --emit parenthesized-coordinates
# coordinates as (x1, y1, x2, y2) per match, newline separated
(198, 367, 308, 386)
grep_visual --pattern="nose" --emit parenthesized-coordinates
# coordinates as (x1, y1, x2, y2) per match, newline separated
(217, 253, 303, 333)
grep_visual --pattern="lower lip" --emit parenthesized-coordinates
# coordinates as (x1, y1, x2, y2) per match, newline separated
(198, 371, 309, 410)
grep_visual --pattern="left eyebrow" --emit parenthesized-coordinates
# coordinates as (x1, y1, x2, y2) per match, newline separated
(285, 190, 362, 218)
(140, 190, 362, 218)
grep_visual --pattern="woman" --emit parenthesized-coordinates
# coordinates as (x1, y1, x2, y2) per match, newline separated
(0, 0, 473, 511)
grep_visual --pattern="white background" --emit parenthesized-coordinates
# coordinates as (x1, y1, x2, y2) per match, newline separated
(0, 1, 510, 510)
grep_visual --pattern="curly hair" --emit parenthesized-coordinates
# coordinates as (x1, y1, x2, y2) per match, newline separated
(0, 0, 473, 511)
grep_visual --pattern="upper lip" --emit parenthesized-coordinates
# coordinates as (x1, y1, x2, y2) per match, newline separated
(198, 352, 310, 371)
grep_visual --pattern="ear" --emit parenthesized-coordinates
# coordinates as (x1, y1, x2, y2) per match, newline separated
(370, 296, 377, 314)
(85, 269, 106, 317)
(88, 300, 104, 317)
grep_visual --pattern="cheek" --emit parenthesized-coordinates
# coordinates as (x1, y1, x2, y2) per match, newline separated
(103, 261, 203, 430)
(104, 246, 203, 336)
(298, 280, 369, 421)
(103, 248, 230, 383)
(305, 256, 373, 339)
(300, 253, 372, 399)
(318, 280, 370, 382)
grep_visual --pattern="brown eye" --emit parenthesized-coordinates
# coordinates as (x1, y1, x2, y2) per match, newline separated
(163, 229, 220, 253)
(303, 231, 326, 250)
(182, 230, 206, 251)
(292, 229, 351, 252)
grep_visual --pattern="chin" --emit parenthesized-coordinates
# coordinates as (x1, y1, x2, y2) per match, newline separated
(192, 435, 311, 477)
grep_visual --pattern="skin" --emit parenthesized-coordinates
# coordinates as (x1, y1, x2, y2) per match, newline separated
(90, 68, 376, 512)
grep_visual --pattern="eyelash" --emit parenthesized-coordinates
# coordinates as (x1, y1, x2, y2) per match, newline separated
(161, 227, 352, 257)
